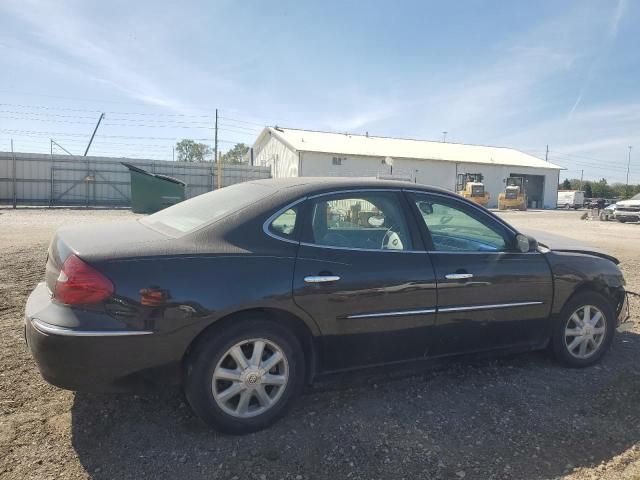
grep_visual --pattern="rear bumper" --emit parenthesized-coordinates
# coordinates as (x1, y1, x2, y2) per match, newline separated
(24, 283, 183, 392)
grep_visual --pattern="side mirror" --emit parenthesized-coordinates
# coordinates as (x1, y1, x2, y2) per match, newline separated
(367, 215, 385, 227)
(516, 233, 537, 253)
(417, 201, 433, 215)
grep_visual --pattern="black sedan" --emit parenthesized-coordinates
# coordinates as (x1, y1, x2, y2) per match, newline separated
(25, 178, 629, 434)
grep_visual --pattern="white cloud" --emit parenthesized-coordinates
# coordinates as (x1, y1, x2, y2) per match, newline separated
(567, 0, 627, 118)
(1, 0, 184, 111)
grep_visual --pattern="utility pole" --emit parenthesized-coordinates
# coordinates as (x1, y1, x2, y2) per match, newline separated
(214, 108, 219, 164)
(579, 169, 584, 191)
(172, 146, 175, 162)
(627, 145, 632, 187)
(84, 113, 105, 156)
(50, 139, 54, 207)
(11, 139, 16, 208)
(545, 144, 549, 162)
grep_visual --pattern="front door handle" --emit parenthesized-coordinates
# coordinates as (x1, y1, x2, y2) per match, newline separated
(445, 273, 474, 280)
(304, 275, 341, 284)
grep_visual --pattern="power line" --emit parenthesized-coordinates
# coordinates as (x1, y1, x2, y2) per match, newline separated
(0, 128, 213, 141)
(0, 115, 97, 125)
(0, 114, 216, 130)
(219, 116, 267, 127)
(1, 136, 200, 149)
(218, 123, 262, 133)
(0, 110, 215, 126)
(0, 102, 214, 119)
(549, 150, 630, 167)
(102, 122, 212, 130)
(550, 157, 629, 173)
(217, 127, 260, 136)
(0, 110, 101, 120)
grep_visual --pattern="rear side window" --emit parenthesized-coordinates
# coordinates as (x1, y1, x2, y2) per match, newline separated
(305, 192, 412, 251)
(269, 207, 298, 240)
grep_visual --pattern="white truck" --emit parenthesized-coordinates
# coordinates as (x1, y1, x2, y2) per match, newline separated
(557, 190, 585, 209)
(611, 193, 640, 222)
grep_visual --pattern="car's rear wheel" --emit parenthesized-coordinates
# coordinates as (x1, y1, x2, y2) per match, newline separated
(184, 317, 304, 434)
(552, 291, 615, 367)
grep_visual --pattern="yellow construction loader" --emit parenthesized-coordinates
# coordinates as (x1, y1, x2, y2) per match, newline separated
(498, 177, 527, 211)
(456, 173, 490, 207)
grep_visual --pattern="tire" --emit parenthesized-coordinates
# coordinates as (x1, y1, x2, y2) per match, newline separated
(184, 316, 305, 434)
(551, 291, 615, 368)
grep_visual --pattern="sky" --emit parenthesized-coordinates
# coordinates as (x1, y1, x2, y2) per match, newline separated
(0, 0, 638, 183)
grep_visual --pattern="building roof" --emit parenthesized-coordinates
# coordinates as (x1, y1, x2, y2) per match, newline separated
(256, 127, 562, 170)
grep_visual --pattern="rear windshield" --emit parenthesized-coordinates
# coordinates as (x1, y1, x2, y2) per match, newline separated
(141, 182, 275, 236)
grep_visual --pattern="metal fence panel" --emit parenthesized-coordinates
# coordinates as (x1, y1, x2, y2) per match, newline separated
(0, 152, 271, 207)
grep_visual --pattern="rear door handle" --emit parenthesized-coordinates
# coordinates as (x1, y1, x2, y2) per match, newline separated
(304, 275, 341, 283)
(445, 273, 474, 280)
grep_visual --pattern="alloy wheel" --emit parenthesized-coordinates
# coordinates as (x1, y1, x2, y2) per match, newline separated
(564, 305, 607, 359)
(212, 338, 289, 418)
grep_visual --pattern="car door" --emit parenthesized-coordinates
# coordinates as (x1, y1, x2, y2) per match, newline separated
(405, 190, 553, 356)
(291, 189, 438, 372)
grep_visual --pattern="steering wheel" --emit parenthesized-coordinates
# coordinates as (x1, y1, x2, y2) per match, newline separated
(439, 215, 453, 225)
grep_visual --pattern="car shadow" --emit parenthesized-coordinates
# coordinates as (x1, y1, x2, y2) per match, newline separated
(71, 330, 640, 479)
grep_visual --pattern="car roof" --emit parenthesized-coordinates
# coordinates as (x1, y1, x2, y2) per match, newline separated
(244, 176, 454, 197)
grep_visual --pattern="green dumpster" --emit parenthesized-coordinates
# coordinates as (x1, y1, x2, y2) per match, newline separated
(122, 163, 186, 214)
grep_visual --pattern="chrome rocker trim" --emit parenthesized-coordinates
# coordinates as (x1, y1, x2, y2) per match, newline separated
(346, 301, 543, 319)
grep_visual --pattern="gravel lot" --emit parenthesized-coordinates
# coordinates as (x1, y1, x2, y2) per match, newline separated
(1, 208, 639, 480)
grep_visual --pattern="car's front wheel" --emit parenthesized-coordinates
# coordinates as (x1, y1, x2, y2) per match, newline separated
(552, 291, 615, 367)
(184, 317, 304, 434)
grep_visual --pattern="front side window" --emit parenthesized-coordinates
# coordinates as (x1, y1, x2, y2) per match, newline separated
(410, 194, 509, 252)
(306, 192, 412, 251)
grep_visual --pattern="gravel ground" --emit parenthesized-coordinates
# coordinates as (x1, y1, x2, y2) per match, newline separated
(0, 208, 639, 480)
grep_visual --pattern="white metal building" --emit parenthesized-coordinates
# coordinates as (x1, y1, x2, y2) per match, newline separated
(253, 127, 563, 209)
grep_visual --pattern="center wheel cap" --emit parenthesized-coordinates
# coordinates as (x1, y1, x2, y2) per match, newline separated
(241, 368, 263, 388)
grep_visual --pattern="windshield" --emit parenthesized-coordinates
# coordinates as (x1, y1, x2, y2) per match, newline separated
(141, 182, 275, 236)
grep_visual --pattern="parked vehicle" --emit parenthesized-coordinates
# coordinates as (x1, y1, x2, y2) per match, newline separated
(498, 177, 527, 210)
(25, 178, 629, 434)
(456, 173, 490, 207)
(557, 190, 584, 209)
(600, 204, 617, 221)
(612, 193, 640, 222)
(586, 198, 608, 210)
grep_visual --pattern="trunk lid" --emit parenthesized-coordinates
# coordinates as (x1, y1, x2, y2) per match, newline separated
(45, 221, 171, 293)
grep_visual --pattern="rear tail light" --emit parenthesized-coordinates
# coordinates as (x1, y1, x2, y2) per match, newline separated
(54, 255, 114, 305)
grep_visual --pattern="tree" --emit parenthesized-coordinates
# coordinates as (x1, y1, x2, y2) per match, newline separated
(175, 139, 212, 162)
(561, 179, 572, 189)
(590, 178, 613, 199)
(584, 182, 593, 198)
(220, 143, 250, 164)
